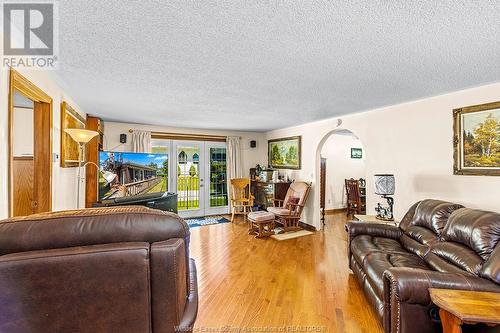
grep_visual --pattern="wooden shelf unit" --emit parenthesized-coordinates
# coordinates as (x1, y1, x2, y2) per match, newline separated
(85, 116, 103, 208)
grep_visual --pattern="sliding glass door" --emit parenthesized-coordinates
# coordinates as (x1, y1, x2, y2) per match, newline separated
(152, 139, 229, 218)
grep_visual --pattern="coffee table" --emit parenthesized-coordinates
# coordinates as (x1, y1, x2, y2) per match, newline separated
(429, 288, 500, 333)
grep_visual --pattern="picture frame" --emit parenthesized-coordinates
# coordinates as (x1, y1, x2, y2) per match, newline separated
(453, 101, 500, 176)
(351, 148, 362, 159)
(268, 136, 301, 169)
(60, 101, 86, 168)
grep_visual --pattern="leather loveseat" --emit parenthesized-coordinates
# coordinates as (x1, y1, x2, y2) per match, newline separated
(346, 199, 500, 333)
(0, 206, 198, 333)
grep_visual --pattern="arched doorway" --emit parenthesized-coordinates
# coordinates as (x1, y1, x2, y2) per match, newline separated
(314, 128, 365, 229)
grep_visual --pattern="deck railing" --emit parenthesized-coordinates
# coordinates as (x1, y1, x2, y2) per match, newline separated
(124, 177, 161, 196)
(177, 176, 200, 210)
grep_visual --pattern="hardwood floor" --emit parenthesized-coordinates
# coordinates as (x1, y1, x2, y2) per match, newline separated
(189, 212, 383, 333)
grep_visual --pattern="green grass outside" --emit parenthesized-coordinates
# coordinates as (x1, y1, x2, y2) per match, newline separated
(178, 196, 228, 210)
(177, 176, 200, 191)
(147, 176, 168, 193)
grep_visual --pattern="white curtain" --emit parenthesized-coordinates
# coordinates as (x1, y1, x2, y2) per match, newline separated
(131, 130, 152, 153)
(226, 136, 242, 204)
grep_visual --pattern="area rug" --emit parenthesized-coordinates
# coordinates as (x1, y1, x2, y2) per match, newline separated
(271, 229, 313, 241)
(185, 216, 230, 228)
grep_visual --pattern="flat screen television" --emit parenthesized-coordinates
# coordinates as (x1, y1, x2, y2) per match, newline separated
(98, 151, 168, 201)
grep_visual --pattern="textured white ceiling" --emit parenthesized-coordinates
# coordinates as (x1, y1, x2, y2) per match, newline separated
(53, 1, 500, 132)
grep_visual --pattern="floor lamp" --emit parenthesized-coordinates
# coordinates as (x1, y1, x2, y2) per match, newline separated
(64, 129, 99, 209)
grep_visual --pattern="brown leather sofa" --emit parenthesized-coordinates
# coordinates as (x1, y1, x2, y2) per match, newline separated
(0, 206, 198, 333)
(346, 199, 500, 333)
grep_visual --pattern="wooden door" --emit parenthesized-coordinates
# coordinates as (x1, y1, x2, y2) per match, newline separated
(13, 156, 34, 216)
(33, 101, 52, 213)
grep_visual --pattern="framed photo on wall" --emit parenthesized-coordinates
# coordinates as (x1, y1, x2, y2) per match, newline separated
(453, 101, 500, 176)
(60, 101, 86, 168)
(351, 148, 362, 159)
(268, 136, 301, 169)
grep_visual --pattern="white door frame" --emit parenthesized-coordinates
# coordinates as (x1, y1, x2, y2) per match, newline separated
(153, 139, 230, 218)
(172, 140, 205, 218)
(203, 141, 229, 216)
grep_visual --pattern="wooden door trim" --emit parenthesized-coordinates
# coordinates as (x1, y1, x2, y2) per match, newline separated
(8, 69, 53, 217)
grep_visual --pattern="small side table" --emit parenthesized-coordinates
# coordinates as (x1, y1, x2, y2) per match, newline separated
(345, 215, 398, 233)
(429, 288, 500, 333)
(353, 214, 398, 226)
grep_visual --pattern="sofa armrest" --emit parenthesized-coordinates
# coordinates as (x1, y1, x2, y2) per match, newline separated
(383, 267, 500, 333)
(346, 221, 402, 242)
(346, 222, 402, 267)
(178, 259, 199, 332)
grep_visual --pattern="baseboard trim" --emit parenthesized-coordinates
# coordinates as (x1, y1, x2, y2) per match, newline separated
(299, 221, 317, 231)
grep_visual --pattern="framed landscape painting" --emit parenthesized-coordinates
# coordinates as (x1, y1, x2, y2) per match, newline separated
(60, 101, 86, 168)
(453, 101, 500, 176)
(268, 136, 301, 169)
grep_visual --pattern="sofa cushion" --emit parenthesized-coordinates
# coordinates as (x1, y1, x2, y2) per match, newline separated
(363, 252, 429, 299)
(267, 207, 290, 216)
(248, 211, 275, 222)
(400, 234, 431, 257)
(351, 235, 407, 265)
(399, 200, 464, 256)
(480, 245, 500, 284)
(409, 200, 464, 236)
(442, 208, 500, 260)
(424, 242, 483, 275)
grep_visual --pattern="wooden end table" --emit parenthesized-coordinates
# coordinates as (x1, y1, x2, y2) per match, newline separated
(429, 288, 500, 333)
(353, 214, 398, 225)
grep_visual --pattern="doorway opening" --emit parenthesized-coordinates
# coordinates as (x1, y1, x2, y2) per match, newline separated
(316, 129, 365, 228)
(151, 139, 229, 218)
(8, 70, 53, 217)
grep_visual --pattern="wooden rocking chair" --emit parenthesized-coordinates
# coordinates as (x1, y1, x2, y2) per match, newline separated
(267, 181, 311, 232)
(230, 178, 254, 222)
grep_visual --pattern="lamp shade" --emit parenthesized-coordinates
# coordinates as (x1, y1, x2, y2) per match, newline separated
(374, 174, 395, 195)
(64, 129, 99, 144)
(102, 171, 117, 185)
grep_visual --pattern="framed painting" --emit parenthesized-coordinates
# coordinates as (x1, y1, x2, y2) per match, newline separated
(351, 148, 362, 159)
(60, 101, 86, 167)
(268, 136, 301, 169)
(453, 101, 500, 176)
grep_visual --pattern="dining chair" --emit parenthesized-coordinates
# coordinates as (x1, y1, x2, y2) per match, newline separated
(345, 178, 365, 216)
(230, 178, 254, 222)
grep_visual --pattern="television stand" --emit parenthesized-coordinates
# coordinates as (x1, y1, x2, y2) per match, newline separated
(93, 192, 178, 214)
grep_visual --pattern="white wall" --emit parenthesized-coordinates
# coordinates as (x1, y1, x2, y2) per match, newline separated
(321, 133, 365, 209)
(267, 82, 500, 230)
(0, 66, 87, 218)
(12, 107, 34, 156)
(102, 121, 267, 176)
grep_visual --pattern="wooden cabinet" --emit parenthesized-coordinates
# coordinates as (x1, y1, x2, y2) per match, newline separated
(251, 180, 291, 209)
(85, 116, 103, 208)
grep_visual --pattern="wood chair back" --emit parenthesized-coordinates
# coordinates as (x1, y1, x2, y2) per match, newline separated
(284, 181, 311, 216)
(345, 178, 361, 204)
(230, 178, 251, 203)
